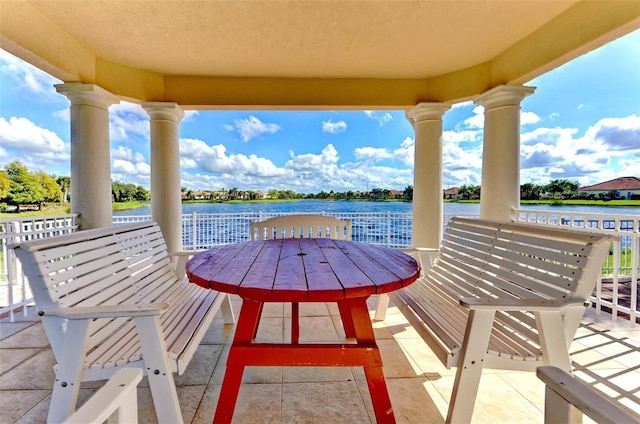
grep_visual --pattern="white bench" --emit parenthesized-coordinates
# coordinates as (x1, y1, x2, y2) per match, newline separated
(251, 214, 352, 240)
(537, 366, 639, 424)
(12, 221, 235, 424)
(385, 217, 614, 423)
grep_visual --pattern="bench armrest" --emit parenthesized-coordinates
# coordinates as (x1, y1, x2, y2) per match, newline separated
(38, 303, 169, 319)
(537, 366, 639, 424)
(169, 251, 199, 279)
(460, 297, 588, 311)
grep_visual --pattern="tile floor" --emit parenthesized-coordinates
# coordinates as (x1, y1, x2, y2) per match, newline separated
(1, 296, 639, 423)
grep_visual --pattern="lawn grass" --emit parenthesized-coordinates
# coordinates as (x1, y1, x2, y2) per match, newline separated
(0, 201, 149, 219)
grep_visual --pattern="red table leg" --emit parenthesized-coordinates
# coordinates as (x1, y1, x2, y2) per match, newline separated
(348, 298, 396, 424)
(337, 300, 356, 338)
(213, 299, 262, 424)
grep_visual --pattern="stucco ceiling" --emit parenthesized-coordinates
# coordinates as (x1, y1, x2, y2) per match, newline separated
(1, 0, 639, 108)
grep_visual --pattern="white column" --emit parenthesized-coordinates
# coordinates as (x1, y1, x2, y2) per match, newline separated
(55, 83, 119, 230)
(474, 85, 535, 221)
(407, 102, 451, 248)
(142, 102, 184, 252)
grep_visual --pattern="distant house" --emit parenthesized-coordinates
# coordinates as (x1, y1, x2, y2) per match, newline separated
(578, 176, 640, 200)
(443, 187, 459, 199)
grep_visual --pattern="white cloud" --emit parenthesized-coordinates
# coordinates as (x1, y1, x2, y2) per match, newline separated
(591, 114, 640, 151)
(322, 119, 347, 134)
(521, 111, 541, 126)
(180, 137, 287, 177)
(0, 49, 60, 98)
(393, 137, 414, 166)
(53, 108, 70, 122)
(110, 102, 150, 141)
(460, 106, 484, 129)
(364, 111, 393, 126)
(354, 147, 392, 163)
(0, 117, 69, 169)
(234, 116, 281, 142)
(286, 144, 339, 172)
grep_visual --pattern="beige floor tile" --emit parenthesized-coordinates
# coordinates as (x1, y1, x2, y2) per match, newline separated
(0, 389, 50, 423)
(430, 373, 544, 423)
(201, 318, 234, 344)
(298, 315, 341, 343)
(174, 344, 224, 386)
(298, 302, 331, 316)
(0, 347, 42, 375)
(376, 338, 425, 379)
(387, 377, 446, 424)
(0, 322, 34, 341)
(282, 366, 356, 383)
(0, 349, 55, 390)
(282, 381, 370, 423)
(194, 383, 284, 423)
(0, 323, 48, 349)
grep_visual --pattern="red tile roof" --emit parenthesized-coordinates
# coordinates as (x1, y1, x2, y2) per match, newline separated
(579, 176, 640, 191)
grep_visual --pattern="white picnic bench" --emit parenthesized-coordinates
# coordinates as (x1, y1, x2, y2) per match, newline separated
(382, 217, 614, 423)
(12, 221, 235, 424)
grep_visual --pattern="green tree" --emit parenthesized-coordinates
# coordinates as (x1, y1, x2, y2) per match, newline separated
(0, 170, 9, 199)
(133, 185, 149, 201)
(38, 171, 63, 202)
(5, 161, 45, 210)
(520, 183, 541, 200)
(402, 185, 413, 201)
(56, 176, 71, 202)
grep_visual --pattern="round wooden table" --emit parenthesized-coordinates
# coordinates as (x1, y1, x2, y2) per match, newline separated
(187, 238, 419, 424)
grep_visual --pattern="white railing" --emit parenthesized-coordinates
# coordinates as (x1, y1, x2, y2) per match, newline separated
(113, 211, 422, 249)
(0, 214, 78, 321)
(514, 209, 639, 325)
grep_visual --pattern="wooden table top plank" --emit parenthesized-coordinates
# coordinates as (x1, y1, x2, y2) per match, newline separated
(313, 238, 376, 298)
(345, 242, 420, 290)
(187, 241, 264, 293)
(239, 238, 282, 291)
(270, 238, 310, 301)
(297, 238, 345, 300)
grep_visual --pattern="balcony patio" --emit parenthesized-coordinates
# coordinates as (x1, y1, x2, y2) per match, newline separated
(2, 295, 639, 423)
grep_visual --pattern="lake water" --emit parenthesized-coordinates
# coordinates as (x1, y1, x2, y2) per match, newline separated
(115, 200, 640, 217)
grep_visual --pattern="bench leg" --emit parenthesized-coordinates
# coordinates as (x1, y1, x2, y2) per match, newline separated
(220, 293, 235, 324)
(134, 315, 184, 424)
(374, 293, 390, 321)
(536, 311, 582, 423)
(447, 309, 495, 424)
(46, 318, 90, 423)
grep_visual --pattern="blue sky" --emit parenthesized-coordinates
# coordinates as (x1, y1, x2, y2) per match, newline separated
(1, 29, 638, 194)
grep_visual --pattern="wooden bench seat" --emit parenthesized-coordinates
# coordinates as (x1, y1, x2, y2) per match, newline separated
(385, 217, 614, 423)
(12, 221, 235, 424)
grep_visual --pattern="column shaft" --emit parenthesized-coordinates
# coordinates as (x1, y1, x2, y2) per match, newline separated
(143, 103, 184, 252)
(408, 103, 451, 248)
(55, 83, 119, 230)
(475, 85, 535, 221)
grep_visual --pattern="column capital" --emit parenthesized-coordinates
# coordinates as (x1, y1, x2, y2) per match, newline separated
(474, 85, 535, 110)
(406, 102, 451, 126)
(142, 102, 185, 122)
(55, 83, 120, 109)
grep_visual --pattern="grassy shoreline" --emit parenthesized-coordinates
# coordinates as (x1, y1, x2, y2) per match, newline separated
(0, 201, 150, 219)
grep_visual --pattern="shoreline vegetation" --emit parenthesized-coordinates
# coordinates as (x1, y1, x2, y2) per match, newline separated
(2, 198, 639, 219)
